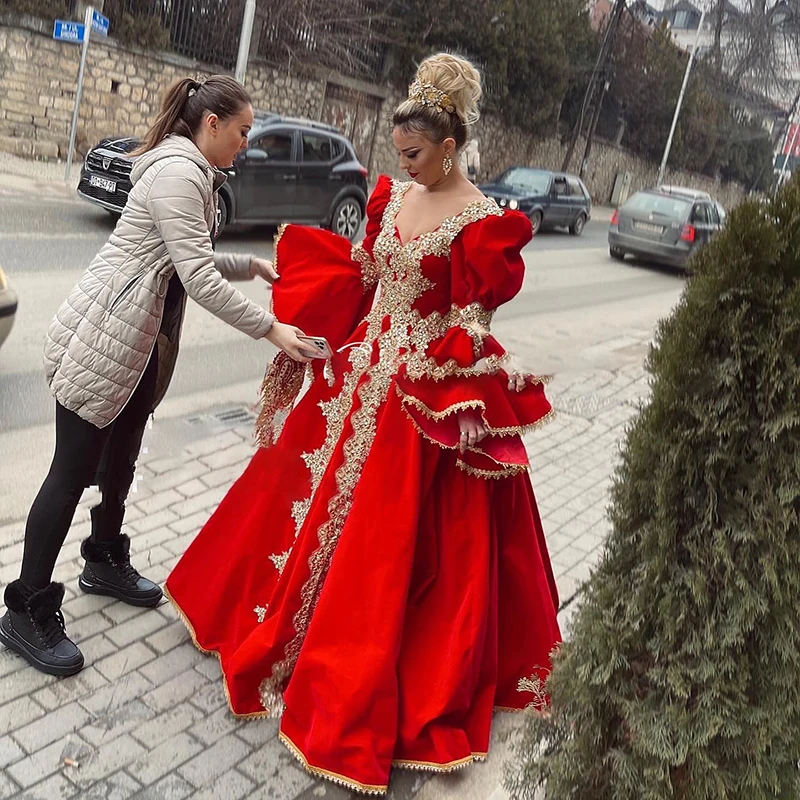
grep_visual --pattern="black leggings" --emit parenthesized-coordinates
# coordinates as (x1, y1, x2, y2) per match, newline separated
(20, 351, 158, 590)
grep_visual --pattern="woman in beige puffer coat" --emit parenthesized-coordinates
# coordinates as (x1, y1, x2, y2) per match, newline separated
(0, 75, 312, 678)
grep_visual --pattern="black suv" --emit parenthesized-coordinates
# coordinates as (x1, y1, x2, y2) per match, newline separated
(77, 112, 369, 240)
(480, 167, 592, 236)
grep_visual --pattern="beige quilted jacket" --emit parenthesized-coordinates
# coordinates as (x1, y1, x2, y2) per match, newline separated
(44, 135, 274, 428)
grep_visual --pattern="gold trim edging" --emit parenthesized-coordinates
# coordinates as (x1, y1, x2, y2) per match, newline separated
(166, 585, 536, 790)
(163, 584, 272, 720)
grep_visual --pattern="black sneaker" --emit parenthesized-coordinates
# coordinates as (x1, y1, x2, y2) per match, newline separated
(0, 581, 84, 676)
(78, 534, 163, 608)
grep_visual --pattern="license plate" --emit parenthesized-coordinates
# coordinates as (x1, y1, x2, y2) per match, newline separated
(89, 175, 116, 193)
(633, 220, 664, 235)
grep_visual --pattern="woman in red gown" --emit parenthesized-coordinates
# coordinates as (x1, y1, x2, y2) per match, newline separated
(166, 53, 561, 794)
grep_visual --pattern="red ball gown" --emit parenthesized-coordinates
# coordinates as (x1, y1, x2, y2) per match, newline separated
(166, 175, 561, 794)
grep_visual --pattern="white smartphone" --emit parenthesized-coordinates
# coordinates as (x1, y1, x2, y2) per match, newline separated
(297, 335, 333, 359)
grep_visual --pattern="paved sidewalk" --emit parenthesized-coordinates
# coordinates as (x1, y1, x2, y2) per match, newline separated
(0, 327, 651, 800)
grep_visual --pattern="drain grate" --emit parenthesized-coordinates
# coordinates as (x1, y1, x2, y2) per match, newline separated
(553, 393, 622, 420)
(214, 406, 256, 425)
(185, 405, 257, 428)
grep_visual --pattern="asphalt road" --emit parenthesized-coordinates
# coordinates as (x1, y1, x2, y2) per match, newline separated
(0, 187, 685, 523)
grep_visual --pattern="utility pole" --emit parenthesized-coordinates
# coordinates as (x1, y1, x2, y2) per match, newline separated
(580, 78, 610, 180)
(656, 3, 706, 186)
(234, 0, 257, 85)
(776, 112, 800, 192)
(563, 0, 625, 173)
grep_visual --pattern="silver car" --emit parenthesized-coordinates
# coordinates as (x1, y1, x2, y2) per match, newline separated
(609, 186, 725, 269)
(0, 266, 17, 351)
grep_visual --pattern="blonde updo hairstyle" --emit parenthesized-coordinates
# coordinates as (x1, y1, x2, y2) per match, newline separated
(393, 53, 482, 151)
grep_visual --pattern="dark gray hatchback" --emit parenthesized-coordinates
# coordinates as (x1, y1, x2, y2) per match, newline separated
(608, 186, 725, 269)
(77, 112, 369, 240)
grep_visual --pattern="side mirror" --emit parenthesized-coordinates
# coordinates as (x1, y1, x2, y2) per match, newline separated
(244, 149, 268, 163)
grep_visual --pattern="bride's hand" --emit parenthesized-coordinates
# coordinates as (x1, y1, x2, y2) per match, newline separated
(457, 410, 487, 454)
(265, 322, 314, 362)
(250, 257, 279, 284)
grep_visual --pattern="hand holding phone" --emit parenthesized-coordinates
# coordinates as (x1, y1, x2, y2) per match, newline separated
(297, 336, 333, 359)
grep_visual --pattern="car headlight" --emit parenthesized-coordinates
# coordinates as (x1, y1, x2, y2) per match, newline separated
(498, 198, 507, 207)
(509, 199, 519, 210)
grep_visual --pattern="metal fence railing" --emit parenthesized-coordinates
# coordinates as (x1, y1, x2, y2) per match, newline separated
(104, 0, 247, 68)
(102, 0, 388, 80)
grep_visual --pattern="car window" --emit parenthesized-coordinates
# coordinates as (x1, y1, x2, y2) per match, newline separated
(302, 133, 334, 163)
(330, 139, 345, 160)
(497, 168, 551, 194)
(253, 132, 293, 162)
(552, 177, 569, 197)
(692, 203, 710, 224)
(567, 177, 585, 198)
(707, 203, 720, 225)
(625, 191, 692, 219)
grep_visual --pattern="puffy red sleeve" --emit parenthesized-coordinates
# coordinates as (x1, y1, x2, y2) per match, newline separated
(395, 210, 553, 478)
(351, 174, 392, 289)
(254, 182, 393, 447)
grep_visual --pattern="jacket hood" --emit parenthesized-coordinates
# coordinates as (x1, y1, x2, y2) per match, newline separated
(130, 134, 215, 186)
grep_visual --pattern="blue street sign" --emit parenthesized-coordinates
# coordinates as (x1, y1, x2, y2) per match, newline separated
(91, 9, 109, 37)
(53, 19, 85, 43)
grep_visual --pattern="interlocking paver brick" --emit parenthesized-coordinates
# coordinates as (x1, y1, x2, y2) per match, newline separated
(79, 672, 154, 717)
(12, 773, 77, 800)
(188, 705, 241, 746)
(177, 733, 250, 787)
(0, 696, 46, 737)
(65, 734, 147, 788)
(138, 643, 204, 685)
(0, 734, 25, 770)
(78, 771, 141, 800)
(131, 773, 194, 800)
(238, 736, 316, 798)
(140, 668, 208, 715)
(130, 702, 205, 749)
(188, 769, 256, 800)
(95, 642, 157, 682)
(33, 668, 108, 711)
(14, 702, 92, 753)
(105, 611, 170, 650)
(127, 732, 205, 786)
(6, 736, 90, 789)
(80, 699, 155, 747)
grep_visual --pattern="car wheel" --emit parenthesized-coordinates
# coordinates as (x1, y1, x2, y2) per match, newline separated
(216, 195, 229, 238)
(530, 210, 543, 236)
(331, 197, 363, 241)
(570, 213, 587, 236)
(609, 246, 625, 261)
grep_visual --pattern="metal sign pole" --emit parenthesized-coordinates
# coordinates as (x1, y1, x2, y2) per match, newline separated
(65, 5, 93, 182)
(657, 4, 706, 187)
(234, 0, 257, 84)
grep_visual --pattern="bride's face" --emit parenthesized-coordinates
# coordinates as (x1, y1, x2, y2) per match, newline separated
(393, 127, 454, 186)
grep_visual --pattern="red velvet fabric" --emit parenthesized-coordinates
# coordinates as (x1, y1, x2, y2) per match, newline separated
(166, 175, 561, 794)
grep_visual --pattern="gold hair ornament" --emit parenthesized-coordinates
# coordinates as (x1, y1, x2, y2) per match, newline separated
(407, 79, 456, 115)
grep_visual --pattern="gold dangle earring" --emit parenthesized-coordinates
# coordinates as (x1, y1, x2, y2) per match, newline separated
(443, 154, 453, 176)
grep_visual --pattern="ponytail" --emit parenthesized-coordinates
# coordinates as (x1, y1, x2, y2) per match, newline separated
(135, 75, 251, 156)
